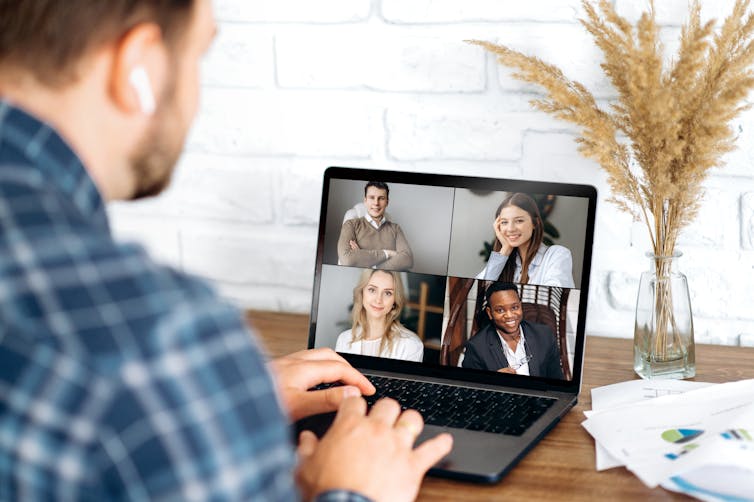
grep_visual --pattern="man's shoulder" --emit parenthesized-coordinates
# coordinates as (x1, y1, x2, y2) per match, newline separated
(0, 195, 242, 377)
(383, 219, 402, 230)
(0, 158, 44, 186)
(521, 320, 555, 338)
(0, 159, 103, 240)
(3, 247, 242, 370)
(340, 216, 366, 231)
(467, 324, 496, 346)
(2, 212, 215, 304)
(0, 160, 64, 225)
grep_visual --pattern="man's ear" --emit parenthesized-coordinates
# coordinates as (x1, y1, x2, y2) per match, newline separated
(486, 306, 492, 320)
(109, 23, 168, 116)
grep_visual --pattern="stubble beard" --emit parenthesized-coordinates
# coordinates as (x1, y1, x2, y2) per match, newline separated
(128, 75, 186, 200)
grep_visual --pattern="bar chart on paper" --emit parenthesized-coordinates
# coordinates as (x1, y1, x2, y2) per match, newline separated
(720, 428, 752, 442)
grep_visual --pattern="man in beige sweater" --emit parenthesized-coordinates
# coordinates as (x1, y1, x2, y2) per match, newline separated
(337, 181, 414, 270)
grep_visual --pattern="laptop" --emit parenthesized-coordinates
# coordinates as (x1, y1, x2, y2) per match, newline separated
(302, 166, 597, 483)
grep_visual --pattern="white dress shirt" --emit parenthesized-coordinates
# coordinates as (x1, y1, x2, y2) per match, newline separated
(477, 243, 575, 288)
(496, 327, 530, 376)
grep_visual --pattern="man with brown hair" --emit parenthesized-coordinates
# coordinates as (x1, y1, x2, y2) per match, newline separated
(337, 181, 414, 271)
(0, 1, 451, 500)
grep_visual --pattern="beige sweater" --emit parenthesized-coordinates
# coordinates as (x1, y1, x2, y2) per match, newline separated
(337, 217, 413, 270)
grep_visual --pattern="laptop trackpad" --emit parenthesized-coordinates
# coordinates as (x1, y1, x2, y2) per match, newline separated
(421, 424, 522, 483)
(294, 414, 522, 483)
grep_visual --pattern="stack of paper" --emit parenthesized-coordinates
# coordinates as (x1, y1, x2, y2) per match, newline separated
(582, 379, 754, 501)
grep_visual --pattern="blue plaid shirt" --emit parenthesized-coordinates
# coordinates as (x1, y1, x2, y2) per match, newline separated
(0, 103, 368, 502)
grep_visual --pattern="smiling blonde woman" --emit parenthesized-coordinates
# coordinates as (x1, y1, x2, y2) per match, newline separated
(477, 193, 575, 288)
(335, 269, 424, 362)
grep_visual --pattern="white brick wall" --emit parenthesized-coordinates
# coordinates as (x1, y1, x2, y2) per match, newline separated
(381, 0, 583, 23)
(108, 0, 754, 346)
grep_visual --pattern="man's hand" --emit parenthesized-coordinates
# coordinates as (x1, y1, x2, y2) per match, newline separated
(349, 240, 360, 250)
(497, 367, 516, 374)
(268, 348, 375, 421)
(297, 397, 453, 502)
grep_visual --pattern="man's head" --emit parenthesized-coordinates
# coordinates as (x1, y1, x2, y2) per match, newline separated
(0, 0, 217, 201)
(484, 282, 523, 337)
(363, 181, 389, 222)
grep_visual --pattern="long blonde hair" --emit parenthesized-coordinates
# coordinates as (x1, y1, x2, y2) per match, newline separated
(350, 269, 406, 356)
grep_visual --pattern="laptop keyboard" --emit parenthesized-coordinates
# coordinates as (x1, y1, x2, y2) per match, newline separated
(344, 375, 556, 436)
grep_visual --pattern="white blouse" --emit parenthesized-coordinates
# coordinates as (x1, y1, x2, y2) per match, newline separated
(335, 326, 424, 362)
(477, 243, 575, 288)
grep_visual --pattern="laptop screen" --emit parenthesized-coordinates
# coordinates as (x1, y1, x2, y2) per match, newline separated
(310, 167, 596, 387)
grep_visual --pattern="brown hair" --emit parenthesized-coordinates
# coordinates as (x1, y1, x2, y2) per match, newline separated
(0, 0, 194, 87)
(350, 269, 406, 356)
(493, 192, 544, 284)
(364, 181, 389, 198)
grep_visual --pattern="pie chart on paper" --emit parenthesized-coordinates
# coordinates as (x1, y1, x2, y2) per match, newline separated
(661, 429, 704, 444)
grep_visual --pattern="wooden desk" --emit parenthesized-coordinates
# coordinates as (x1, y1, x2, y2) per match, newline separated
(247, 310, 754, 501)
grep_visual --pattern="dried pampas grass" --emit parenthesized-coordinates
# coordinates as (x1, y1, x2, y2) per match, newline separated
(469, 0, 754, 256)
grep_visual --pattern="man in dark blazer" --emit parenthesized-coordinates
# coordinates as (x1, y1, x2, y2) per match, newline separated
(461, 282, 564, 379)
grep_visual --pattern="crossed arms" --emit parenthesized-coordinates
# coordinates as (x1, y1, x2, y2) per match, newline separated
(337, 218, 414, 270)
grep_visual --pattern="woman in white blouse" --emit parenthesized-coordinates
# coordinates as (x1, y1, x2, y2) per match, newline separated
(477, 193, 575, 288)
(335, 269, 424, 362)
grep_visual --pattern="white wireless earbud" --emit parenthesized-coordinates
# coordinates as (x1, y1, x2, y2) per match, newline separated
(129, 67, 156, 115)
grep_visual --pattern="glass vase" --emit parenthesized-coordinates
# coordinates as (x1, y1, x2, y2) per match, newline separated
(633, 252, 695, 379)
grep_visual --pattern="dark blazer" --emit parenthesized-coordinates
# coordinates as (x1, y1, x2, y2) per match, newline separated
(461, 320, 564, 379)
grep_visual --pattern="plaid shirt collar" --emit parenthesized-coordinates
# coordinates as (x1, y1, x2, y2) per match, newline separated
(0, 100, 107, 230)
